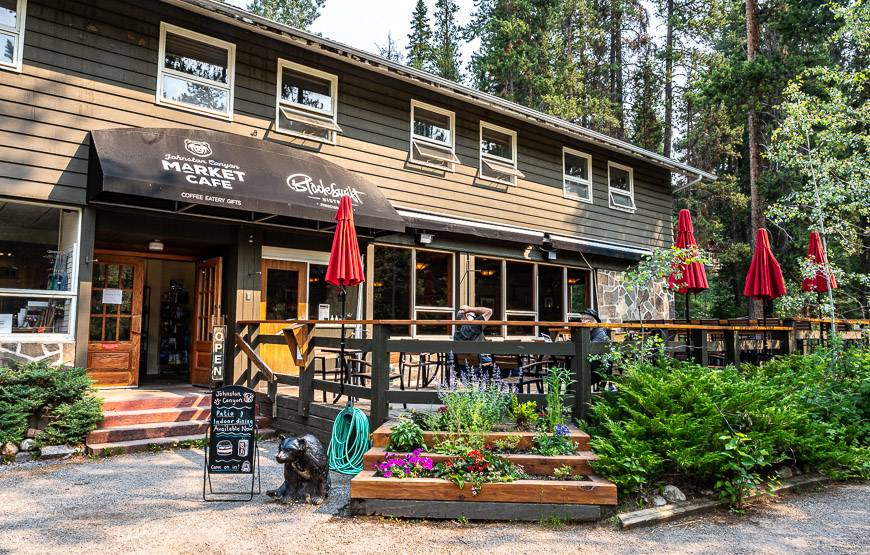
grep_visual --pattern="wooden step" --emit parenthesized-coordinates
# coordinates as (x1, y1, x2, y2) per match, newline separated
(85, 428, 276, 456)
(99, 406, 211, 427)
(363, 447, 597, 476)
(87, 416, 271, 444)
(101, 392, 211, 412)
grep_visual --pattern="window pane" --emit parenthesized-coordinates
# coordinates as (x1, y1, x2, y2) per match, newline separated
(278, 109, 331, 140)
(0, 202, 77, 292)
(373, 247, 411, 335)
(564, 153, 589, 181)
(0, 30, 14, 65)
(611, 191, 635, 209)
(0, 296, 72, 335)
(481, 127, 513, 160)
(118, 317, 131, 341)
(505, 261, 533, 311)
(106, 264, 120, 288)
(567, 269, 588, 315)
(413, 107, 451, 145)
(162, 73, 228, 113)
(506, 313, 535, 337)
(105, 317, 117, 341)
(307, 264, 359, 320)
(89, 316, 103, 341)
(0, 0, 16, 29)
(564, 180, 590, 200)
(538, 265, 563, 322)
(415, 310, 452, 336)
(265, 268, 299, 320)
(164, 32, 228, 83)
(474, 258, 502, 317)
(609, 166, 631, 191)
(415, 251, 452, 307)
(281, 67, 332, 114)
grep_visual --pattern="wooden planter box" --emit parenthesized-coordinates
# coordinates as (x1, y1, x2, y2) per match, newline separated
(370, 421, 591, 451)
(363, 447, 597, 476)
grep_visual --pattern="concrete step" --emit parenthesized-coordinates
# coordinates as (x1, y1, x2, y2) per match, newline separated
(100, 406, 211, 427)
(85, 428, 276, 456)
(101, 392, 211, 412)
(87, 416, 272, 444)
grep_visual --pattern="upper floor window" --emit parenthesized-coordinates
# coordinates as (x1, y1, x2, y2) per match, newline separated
(0, 0, 26, 72)
(563, 147, 592, 203)
(277, 59, 340, 143)
(479, 122, 523, 185)
(608, 161, 636, 212)
(409, 100, 459, 170)
(157, 22, 235, 119)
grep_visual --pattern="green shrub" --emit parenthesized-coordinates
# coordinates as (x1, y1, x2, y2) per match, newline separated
(0, 362, 102, 447)
(387, 418, 425, 452)
(585, 347, 870, 503)
(431, 372, 511, 435)
(543, 367, 573, 432)
(509, 397, 539, 431)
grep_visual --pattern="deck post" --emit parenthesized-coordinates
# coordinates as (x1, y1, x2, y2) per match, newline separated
(297, 333, 315, 418)
(570, 328, 592, 423)
(369, 324, 391, 429)
(690, 329, 708, 366)
(724, 330, 740, 367)
(783, 323, 798, 355)
(245, 323, 256, 387)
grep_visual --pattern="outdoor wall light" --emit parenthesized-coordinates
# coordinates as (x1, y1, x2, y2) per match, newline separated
(477, 269, 497, 277)
(148, 239, 164, 252)
(418, 232, 434, 245)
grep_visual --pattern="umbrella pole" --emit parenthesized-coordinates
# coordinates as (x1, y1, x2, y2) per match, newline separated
(685, 293, 691, 358)
(333, 286, 348, 404)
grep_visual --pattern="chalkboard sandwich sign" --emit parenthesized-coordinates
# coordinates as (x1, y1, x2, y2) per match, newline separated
(203, 385, 260, 501)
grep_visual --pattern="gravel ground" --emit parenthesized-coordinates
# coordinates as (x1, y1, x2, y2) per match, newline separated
(1, 441, 867, 555)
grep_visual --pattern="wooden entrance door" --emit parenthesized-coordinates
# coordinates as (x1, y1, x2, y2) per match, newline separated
(87, 255, 144, 387)
(260, 259, 307, 374)
(190, 257, 223, 386)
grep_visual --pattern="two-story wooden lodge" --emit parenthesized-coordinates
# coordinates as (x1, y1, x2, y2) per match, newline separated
(0, 0, 715, 387)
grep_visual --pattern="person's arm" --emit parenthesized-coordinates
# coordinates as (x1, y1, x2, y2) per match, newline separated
(460, 305, 493, 321)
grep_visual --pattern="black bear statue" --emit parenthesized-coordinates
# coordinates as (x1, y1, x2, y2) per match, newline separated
(267, 434, 330, 504)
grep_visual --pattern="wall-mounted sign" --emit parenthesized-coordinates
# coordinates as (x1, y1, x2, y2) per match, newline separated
(102, 288, 123, 305)
(0, 314, 12, 334)
(210, 325, 227, 384)
(318, 303, 330, 320)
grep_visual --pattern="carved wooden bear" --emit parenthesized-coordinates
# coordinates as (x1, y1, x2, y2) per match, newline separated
(267, 434, 330, 505)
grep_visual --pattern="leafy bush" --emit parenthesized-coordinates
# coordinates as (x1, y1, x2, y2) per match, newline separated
(0, 362, 102, 447)
(543, 367, 573, 432)
(387, 418, 425, 452)
(430, 370, 511, 435)
(585, 347, 870, 503)
(509, 397, 539, 431)
(533, 425, 576, 456)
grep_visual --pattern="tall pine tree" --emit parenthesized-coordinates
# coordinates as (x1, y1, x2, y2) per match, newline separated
(430, 0, 463, 81)
(406, 0, 432, 71)
(629, 40, 664, 153)
(247, 0, 326, 29)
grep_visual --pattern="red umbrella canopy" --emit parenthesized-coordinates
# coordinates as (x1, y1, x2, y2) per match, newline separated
(743, 228, 787, 300)
(325, 195, 365, 287)
(802, 231, 837, 293)
(668, 209, 709, 294)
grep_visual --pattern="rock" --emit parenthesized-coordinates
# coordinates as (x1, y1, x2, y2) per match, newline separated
(25, 427, 39, 439)
(652, 495, 668, 507)
(661, 485, 686, 503)
(14, 451, 35, 464)
(699, 489, 715, 497)
(39, 445, 78, 460)
(775, 466, 794, 479)
(19, 439, 37, 452)
(1, 442, 19, 457)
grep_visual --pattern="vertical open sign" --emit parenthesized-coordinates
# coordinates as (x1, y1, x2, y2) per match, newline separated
(211, 325, 227, 385)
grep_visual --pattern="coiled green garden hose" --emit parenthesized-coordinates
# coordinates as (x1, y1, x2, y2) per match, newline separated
(327, 403, 371, 474)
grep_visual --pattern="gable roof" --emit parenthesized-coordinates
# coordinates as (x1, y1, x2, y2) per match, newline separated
(165, 0, 717, 183)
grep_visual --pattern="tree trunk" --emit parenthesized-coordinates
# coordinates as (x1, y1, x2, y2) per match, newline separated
(663, 0, 673, 158)
(746, 0, 763, 319)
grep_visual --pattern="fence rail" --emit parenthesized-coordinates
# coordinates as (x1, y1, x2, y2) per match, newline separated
(235, 319, 869, 431)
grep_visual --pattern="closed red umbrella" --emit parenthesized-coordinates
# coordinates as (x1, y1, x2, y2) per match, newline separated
(743, 228, 787, 301)
(801, 231, 837, 293)
(326, 195, 365, 401)
(669, 210, 708, 321)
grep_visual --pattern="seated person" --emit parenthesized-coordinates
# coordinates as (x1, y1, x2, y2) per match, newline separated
(449, 305, 493, 377)
(578, 308, 611, 390)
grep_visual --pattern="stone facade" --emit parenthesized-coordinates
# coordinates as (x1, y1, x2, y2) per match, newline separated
(0, 341, 75, 368)
(596, 269, 673, 322)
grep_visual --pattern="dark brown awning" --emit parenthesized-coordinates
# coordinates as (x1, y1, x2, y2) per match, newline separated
(88, 128, 405, 232)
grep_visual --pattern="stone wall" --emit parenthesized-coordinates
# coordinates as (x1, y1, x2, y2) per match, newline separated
(0, 341, 75, 368)
(596, 269, 673, 322)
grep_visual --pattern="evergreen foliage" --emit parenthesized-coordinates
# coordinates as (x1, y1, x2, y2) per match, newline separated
(406, 0, 433, 70)
(430, 0, 463, 80)
(247, 0, 326, 29)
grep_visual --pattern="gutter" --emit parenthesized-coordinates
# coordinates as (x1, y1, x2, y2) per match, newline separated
(164, 0, 717, 184)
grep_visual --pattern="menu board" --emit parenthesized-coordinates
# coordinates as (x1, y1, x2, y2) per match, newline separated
(207, 386, 256, 474)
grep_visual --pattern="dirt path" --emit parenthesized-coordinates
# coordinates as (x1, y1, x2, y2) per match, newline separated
(0, 442, 866, 554)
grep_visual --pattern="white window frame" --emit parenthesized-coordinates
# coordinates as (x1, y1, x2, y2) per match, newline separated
(275, 58, 340, 144)
(479, 121, 523, 186)
(156, 22, 236, 120)
(409, 100, 459, 171)
(0, 0, 26, 73)
(608, 161, 636, 212)
(0, 201, 81, 342)
(562, 147, 593, 204)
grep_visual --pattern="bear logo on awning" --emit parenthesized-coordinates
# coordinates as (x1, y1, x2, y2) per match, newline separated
(184, 139, 213, 158)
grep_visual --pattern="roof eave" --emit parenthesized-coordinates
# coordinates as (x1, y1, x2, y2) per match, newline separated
(164, 0, 717, 183)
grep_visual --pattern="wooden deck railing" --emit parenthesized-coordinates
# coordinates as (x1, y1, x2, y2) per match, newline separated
(234, 319, 869, 429)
